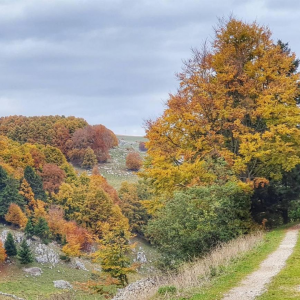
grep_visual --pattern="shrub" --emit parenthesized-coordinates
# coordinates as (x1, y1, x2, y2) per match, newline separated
(126, 152, 142, 171)
(158, 285, 177, 295)
(139, 142, 147, 152)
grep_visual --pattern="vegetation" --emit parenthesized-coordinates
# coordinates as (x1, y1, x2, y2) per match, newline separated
(4, 232, 17, 257)
(126, 152, 142, 171)
(18, 239, 34, 264)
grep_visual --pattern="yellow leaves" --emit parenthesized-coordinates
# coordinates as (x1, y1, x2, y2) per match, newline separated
(5, 203, 28, 228)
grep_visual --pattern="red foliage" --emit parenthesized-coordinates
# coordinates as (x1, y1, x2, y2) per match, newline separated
(126, 152, 142, 171)
(40, 164, 66, 193)
(139, 142, 147, 152)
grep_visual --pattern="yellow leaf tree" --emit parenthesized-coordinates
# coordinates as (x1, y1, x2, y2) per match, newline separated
(5, 203, 28, 228)
(0, 240, 7, 263)
(142, 18, 300, 193)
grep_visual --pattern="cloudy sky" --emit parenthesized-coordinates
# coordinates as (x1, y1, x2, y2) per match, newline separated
(0, 0, 299, 135)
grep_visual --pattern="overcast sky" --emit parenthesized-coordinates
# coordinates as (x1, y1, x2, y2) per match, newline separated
(0, 0, 299, 135)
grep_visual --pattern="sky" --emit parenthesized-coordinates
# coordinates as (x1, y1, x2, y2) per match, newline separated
(0, 0, 299, 136)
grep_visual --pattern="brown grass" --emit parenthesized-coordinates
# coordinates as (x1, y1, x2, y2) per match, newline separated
(118, 231, 264, 300)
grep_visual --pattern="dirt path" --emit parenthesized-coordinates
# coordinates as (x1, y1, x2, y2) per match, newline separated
(222, 226, 299, 300)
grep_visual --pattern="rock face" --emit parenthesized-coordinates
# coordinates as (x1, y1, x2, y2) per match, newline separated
(53, 280, 73, 290)
(73, 259, 88, 271)
(112, 278, 157, 300)
(34, 243, 59, 265)
(0, 230, 25, 244)
(23, 267, 43, 277)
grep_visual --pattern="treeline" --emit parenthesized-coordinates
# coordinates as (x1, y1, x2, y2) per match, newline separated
(0, 116, 118, 168)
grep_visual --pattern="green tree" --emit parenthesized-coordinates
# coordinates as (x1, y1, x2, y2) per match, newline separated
(34, 217, 50, 241)
(25, 218, 35, 238)
(81, 147, 97, 169)
(4, 232, 17, 257)
(118, 182, 149, 235)
(0, 167, 25, 217)
(146, 182, 251, 265)
(24, 166, 47, 201)
(18, 239, 34, 264)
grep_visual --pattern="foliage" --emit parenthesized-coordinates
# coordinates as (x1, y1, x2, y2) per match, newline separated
(69, 124, 118, 165)
(142, 17, 300, 194)
(95, 211, 136, 286)
(0, 240, 7, 263)
(126, 152, 142, 171)
(24, 166, 47, 201)
(24, 217, 35, 238)
(139, 142, 147, 152)
(41, 163, 66, 193)
(18, 239, 34, 264)
(118, 182, 150, 235)
(158, 286, 177, 295)
(146, 182, 252, 265)
(81, 147, 98, 169)
(0, 166, 25, 218)
(4, 232, 17, 257)
(34, 217, 50, 242)
(5, 203, 27, 228)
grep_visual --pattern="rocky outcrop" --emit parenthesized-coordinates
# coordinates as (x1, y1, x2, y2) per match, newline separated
(73, 259, 88, 271)
(112, 278, 157, 300)
(34, 243, 59, 265)
(53, 280, 73, 290)
(23, 267, 43, 276)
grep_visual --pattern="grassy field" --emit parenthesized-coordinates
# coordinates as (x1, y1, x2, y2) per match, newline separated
(76, 135, 147, 190)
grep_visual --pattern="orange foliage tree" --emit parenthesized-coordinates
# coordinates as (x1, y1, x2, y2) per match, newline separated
(40, 164, 66, 193)
(126, 152, 142, 171)
(142, 17, 300, 193)
(5, 203, 27, 228)
(0, 240, 7, 263)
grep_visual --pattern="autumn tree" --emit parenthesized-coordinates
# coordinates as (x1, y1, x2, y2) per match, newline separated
(19, 179, 36, 214)
(5, 203, 27, 228)
(139, 142, 147, 152)
(0, 241, 7, 263)
(142, 18, 300, 195)
(126, 152, 142, 171)
(4, 232, 17, 257)
(81, 147, 98, 169)
(118, 182, 149, 235)
(95, 207, 135, 286)
(24, 166, 46, 201)
(40, 164, 66, 194)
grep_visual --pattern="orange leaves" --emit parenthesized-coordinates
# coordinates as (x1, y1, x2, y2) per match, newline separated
(126, 152, 142, 171)
(5, 203, 27, 228)
(0, 240, 7, 263)
(142, 17, 300, 192)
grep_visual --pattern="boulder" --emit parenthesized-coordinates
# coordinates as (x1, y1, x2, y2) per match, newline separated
(23, 267, 43, 277)
(53, 280, 73, 290)
(74, 259, 88, 271)
(35, 243, 59, 265)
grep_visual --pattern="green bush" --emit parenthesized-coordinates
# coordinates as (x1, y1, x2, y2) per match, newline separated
(158, 285, 177, 295)
(146, 182, 252, 266)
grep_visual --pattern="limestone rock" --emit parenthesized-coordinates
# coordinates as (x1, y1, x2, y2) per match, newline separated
(53, 280, 73, 290)
(73, 259, 88, 271)
(34, 243, 59, 265)
(23, 267, 43, 277)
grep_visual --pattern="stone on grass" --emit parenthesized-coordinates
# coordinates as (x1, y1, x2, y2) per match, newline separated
(53, 280, 73, 290)
(23, 267, 43, 277)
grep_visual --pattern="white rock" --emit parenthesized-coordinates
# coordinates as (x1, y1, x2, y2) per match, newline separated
(53, 280, 73, 290)
(23, 267, 43, 277)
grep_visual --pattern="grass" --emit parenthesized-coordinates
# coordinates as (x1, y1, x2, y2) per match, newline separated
(257, 228, 300, 300)
(0, 259, 112, 300)
(75, 135, 147, 190)
(144, 226, 289, 300)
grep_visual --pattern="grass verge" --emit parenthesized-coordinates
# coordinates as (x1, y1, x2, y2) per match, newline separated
(257, 228, 300, 300)
(148, 226, 289, 300)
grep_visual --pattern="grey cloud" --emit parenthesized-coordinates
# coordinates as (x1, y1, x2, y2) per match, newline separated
(0, 0, 299, 135)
